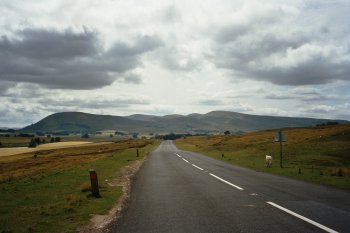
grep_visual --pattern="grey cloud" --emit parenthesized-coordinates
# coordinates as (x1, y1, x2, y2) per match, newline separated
(265, 93, 295, 100)
(37, 96, 150, 110)
(0, 81, 16, 95)
(210, 3, 350, 86)
(0, 28, 98, 59)
(0, 28, 162, 89)
(198, 99, 224, 106)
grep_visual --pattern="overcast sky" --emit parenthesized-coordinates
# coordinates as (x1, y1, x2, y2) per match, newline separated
(1, 0, 350, 127)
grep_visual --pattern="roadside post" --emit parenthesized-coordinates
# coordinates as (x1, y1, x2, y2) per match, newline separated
(89, 169, 100, 197)
(274, 130, 287, 168)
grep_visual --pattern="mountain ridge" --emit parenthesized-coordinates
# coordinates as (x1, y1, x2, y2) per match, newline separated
(21, 111, 349, 134)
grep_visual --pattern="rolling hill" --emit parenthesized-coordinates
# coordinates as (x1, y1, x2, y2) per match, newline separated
(21, 111, 349, 134)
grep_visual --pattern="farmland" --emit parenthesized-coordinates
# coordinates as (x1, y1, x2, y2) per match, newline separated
(175, 124, 350, 189)
(0, 138, 160, 233)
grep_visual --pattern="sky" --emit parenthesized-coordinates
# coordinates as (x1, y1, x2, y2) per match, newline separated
(1, 0, 350, 128)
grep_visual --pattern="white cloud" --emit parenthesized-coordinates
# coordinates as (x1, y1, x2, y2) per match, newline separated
(0, 0, 350, 127)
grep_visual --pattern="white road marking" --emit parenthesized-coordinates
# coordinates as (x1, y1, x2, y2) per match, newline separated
(192, 164, 204, 171)
(267, 202, 338, 233)
(182, 158, 190, 163)
(209, 173, 244, 190)
(175, 153, 182, 158)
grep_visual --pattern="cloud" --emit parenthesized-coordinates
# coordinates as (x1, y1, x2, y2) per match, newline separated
(209, 1, 350, 86)
(0, 28, 162, 89)
(198, 99, 225, 106)
(265, 87, 345, 102)
(0, 81, 16, 95)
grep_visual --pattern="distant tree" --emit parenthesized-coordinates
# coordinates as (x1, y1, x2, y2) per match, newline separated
(34, 137, 42, 145)
(224, 130, 231, 135)
(42, 139, 46, 144)
(109, 134, 113, 138)
(81, 133, 89, 139)
(28, 138, 37, 148)
(0, 141, 2, 148)
(54, 137, 61, 142)
(50, 137, 55, 143)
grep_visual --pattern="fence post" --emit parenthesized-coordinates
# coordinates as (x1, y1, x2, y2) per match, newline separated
(89, 169, 100, 197)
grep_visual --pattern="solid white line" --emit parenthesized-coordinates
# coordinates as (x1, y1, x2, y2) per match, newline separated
(174, 153, 182, 158)
(192, 164, 204, 171)
(209, 173, 244, 190)
(267, 202, 338, 233)
(182, 158, 190, 163)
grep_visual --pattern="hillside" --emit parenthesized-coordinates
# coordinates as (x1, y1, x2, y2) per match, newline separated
(175, 124, 350, 189)
(21, 111, 349, 133)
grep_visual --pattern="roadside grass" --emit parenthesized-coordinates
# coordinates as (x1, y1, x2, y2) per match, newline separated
(175, 124, 350, 189)
(0, 139, 160, 233)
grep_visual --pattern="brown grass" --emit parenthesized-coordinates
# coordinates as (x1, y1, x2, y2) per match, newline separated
(177, 124, 350, 177)
(0, 139, 153, 181)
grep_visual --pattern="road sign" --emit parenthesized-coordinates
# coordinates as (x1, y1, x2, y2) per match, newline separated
(274, 130, 287, 142)
(274, 130, 286, 168)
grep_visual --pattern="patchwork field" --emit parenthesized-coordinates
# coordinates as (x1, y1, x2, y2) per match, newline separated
(0, 141, 96, 157)
(0, 139, 160, 233)
(175, 124, 350, 189)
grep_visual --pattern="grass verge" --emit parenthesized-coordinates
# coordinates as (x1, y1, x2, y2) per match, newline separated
(0, 140, 160, 233)
(175, 124, 350, 190)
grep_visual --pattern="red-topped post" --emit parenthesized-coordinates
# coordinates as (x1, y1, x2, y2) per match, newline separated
(89, 169, 100, 197)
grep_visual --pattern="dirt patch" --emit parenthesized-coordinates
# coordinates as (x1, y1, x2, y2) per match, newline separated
(77, 155, 148, 233)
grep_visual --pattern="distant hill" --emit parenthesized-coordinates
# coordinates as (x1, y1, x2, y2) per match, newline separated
(21, 111, 349, 134)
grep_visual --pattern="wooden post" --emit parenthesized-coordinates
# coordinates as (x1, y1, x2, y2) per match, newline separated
(89, 169, 100, 197)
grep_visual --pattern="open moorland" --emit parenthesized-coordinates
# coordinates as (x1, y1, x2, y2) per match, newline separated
(0, 138, 160, 233)
(175, 124, 350, 189)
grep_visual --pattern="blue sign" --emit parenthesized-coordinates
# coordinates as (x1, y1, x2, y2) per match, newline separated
(274, 130, 287, 142)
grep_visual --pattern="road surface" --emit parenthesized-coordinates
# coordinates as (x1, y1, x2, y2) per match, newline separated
(110, 141, 350, 232)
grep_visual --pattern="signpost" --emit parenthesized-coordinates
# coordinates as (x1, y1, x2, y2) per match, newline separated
(274, 130, 286, 168)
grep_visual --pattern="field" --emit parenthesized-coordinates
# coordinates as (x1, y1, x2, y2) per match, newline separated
(175, 124, 350, 189)
(0, 141, 97, 157)
(0, 139, 160, 233)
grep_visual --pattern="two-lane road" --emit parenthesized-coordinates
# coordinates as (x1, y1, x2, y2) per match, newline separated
(111, 141, 350, 232)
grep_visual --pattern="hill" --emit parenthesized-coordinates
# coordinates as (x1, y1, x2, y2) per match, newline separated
(21, 111, 349, 133)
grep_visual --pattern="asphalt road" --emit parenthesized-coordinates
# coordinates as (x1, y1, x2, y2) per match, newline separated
(111, 141, 350, 233)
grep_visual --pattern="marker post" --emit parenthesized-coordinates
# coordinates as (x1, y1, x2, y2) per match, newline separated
(89, 169, 100, 197)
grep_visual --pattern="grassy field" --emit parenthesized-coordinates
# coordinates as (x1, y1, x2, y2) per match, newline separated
(175, 124, 350, 189)
(0, 139, 160, 233)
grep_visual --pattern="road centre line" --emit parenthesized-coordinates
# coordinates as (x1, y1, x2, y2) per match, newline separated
(209, 173, 244, 190)
(182, 158, 190, 163)
(267, 202, 338, 233)
(192, 164, 204, 171)
(175, 153, 182, 158)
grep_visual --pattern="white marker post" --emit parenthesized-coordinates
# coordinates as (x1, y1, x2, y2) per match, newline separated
(274, 130, 286, 168)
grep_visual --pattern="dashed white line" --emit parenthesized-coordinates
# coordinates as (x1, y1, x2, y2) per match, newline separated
(175, 153, 182, 158)
(267, 202, 338, 233)
(182, 158, 190, 163)
(192, 164, 204, 171)
(209, 173, 244, 190)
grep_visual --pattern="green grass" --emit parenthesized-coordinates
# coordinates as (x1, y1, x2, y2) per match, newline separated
(175, 125, 350, 189)
(0, 136, 31, 147)
(0, 142, 158, 233)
